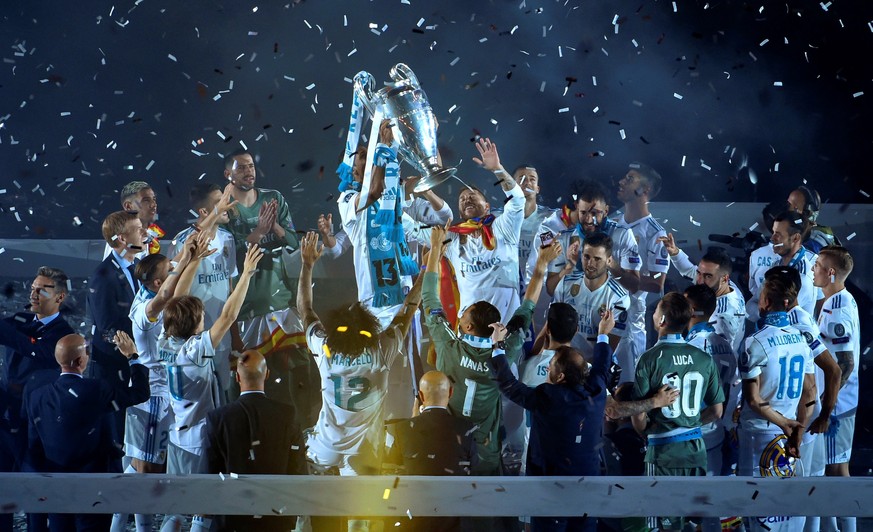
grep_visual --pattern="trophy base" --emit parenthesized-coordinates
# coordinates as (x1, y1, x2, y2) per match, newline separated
(413, 167, 457, 194)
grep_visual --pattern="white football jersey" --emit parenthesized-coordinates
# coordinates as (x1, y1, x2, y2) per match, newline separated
(518, 348, 556, 469)
(554, 272, 631, 374)
(129, 288, 167, 397)
(516, 205, 557, 288)
(404, 181, 526, 322)
(161, 330, 219, 454)
(337, 190, 409, 325)
(618, 214, 669, 341)
(306, 321, 402, 457)
(669, 250, 747, 355)
(168, 227, 237, 391)
(748, 245, 820, 322)
(687, 322, 738, 434)
(817, 289, 860, 415)
(545, 216, 642, 277)
(739, 319, 814, 432)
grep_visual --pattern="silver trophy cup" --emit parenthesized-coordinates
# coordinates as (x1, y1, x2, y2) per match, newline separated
(354, 63, 456, 193)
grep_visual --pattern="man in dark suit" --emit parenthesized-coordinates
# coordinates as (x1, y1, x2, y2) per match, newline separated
(25, 332, 149, 531)
(0, 266, 74, 532)
(386, 371, 478, 532)
(87, 210, 146, 453)
(205, 350, 306, 532)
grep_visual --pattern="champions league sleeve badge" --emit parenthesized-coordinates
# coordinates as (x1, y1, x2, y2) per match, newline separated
(759, 434, 796, 478)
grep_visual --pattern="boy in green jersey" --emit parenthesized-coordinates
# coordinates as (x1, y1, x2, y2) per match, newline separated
(632, 292, 724, 531)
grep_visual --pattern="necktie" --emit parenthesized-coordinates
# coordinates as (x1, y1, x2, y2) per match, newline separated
(127, 264, 140, 293)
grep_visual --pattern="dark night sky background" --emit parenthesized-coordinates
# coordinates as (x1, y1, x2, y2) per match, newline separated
(0, 0, 870, 239)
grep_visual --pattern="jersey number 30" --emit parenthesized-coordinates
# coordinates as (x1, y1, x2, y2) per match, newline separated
(661, 371, 704, 419)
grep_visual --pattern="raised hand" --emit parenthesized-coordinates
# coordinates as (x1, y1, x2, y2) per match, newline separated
(657, 233, 679, 257)
(429, 222, 451, 255)
(598, 308, 616, 336)
(300, 231, 323, 267)
(256, 200, 277, 237)
(565, 239, 581, 271)
(190, 229, 218, 260)
(379, 119, 395, 146)
(489, 322, 508, 344)
(472, 137, 501, 171)
(242, 243, 264, 276)
(113, 330, 138, 359)
(317, 214, 333, 238)
(537, 241, 563, 268)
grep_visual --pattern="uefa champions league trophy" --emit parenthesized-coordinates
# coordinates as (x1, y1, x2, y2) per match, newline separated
(353, 63, 456, 193)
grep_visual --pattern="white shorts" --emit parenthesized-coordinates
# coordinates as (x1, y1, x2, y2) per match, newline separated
(798, 434, 825, 477)
(702, 425, 725, 477)
(738, 428, 806, 532)
(124, 396, 172, 464)
(166, 442, 207, 475)
(306, 433, 380, 476)
(825, 414, 854, 465)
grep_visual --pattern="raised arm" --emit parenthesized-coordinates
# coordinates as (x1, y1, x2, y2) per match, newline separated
(296, 232, 323, 331)
(546, 239, 580, 296)
(388, 273, 424, 340)
(524, 241, 562, 306)
(658, 234, 698, 279)
(209, 244, 263, 349)
(172, 231, 218, 298)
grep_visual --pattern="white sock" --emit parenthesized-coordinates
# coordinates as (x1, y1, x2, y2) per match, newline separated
(804, 516, 821, 532)
(135, 513, 154, 532)
(160, 514, 185, 532)
(190, 515, 213, 532)
(109, 464, 137, 532)
(109, 513, 130, 532)
(840, 516, 857, 532)
(822, 516, 839, 531)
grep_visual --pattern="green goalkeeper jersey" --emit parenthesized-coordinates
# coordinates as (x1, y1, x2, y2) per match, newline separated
(421, 271, 526, 474)
(633, 334, 724, 468)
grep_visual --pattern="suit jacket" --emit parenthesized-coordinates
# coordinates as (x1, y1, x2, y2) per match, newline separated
(205, 392, 305, 532)
(25, 364, 149, 473)
(391, 408, 478, 476)
(0, 312, 72, 425)
(86, 253, 136, 387)
(492, 342, 611, 477)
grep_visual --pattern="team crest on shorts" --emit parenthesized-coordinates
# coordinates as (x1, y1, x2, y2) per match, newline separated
(759, 434, 796, 478)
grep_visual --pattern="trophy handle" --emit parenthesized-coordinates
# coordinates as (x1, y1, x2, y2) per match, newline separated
(353, 71, 376, 115)
(389, 63, 419, 87)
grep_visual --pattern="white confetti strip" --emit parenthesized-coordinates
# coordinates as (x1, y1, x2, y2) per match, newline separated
(846, 232, 856, 241)
(168, 54, 177, 62)
(558, 107, 569, 113)
(773, 81, 783, 86)
(853, 91, 864, 98)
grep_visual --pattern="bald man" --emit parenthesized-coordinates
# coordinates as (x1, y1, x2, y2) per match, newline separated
(390, 371, 479, 476)
(205, 350, 305, 532)
(386, 372, 478, 532)
(25, 332, 148, 531)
